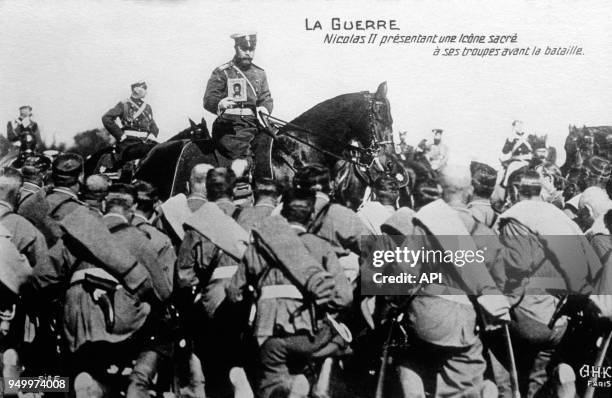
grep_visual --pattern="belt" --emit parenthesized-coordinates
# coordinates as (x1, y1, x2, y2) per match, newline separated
(70, 268, 119, 285)
(123, 130, 150, 139)
(259, 284, 303, 300)
(223, 108, 255, 116)
(210, 265, 238, 281)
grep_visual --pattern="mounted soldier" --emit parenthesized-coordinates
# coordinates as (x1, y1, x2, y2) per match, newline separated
(102, 80, 159, 170)
(6, 105, 43, 150)
(203, 32, 273, 172)
(420, 129, 448, 172)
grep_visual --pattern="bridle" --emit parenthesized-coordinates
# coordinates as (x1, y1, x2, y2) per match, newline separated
(255, 92, 392, 170)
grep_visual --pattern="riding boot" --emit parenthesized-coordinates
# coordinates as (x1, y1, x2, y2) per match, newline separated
(126, 350, 160, 398)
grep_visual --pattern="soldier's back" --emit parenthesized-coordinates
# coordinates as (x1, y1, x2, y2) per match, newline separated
(104, 215, 172, 302)
(132, 217, 176, 289)
(236, 203, 275, 232)
(46, 189, 85, 221)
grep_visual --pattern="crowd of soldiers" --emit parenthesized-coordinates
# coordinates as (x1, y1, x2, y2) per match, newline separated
(2, 30, 612, 398)
(1, 140, 612, 398)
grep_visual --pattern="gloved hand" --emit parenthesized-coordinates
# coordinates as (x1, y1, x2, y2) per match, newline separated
(217, 97, 236, 114)
(256, 106, 270, 127)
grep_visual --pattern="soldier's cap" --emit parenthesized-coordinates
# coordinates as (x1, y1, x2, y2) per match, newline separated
(293, 164, 330, 192)
(133, 180, 158, 203)
(282, 187, 316, 210)
(21, 155, 51, 179)
(516, 170, 542, 189)
(470, 161, 497, 190)
(231, 32, 257, 50)
(233, 179, 253, 200)
(253, 177, 279, 195)
(588, 156, 611, 179)
(414, 180, 442, 203)
(432, 129, 444, 134)
(19, 105, 32, 111)
(52, 153, 83, 180)
(131, 80, 147, 90)
(106, 183, 136, 204)
(373, 176, 399, 193)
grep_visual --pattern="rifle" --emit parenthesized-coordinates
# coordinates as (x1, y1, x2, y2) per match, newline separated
(375, 313, 402, 398)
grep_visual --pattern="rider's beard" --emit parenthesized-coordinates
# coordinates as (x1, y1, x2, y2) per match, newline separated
(433, 138, 441, 145)
(236, 57, 252, 68)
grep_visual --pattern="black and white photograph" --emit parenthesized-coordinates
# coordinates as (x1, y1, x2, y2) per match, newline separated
(1, 0, 612, 397)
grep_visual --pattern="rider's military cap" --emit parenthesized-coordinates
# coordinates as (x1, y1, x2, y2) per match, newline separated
(52, 153, 83, 182)
(131, 80, 147, 90)
(432, 129, 444, 134)
(588, 156, 611, 179)
(231, 32, 257, 50)
(19, 105, 32, 111)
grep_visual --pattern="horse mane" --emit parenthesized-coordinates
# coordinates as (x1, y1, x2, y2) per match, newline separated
(281, 92, 374, 148)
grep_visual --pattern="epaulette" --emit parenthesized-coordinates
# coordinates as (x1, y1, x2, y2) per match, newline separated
(217, 61, 232, 71)
(250, 62, 264, 71)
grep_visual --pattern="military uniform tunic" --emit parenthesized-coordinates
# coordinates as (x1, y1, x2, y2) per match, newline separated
(203, 59, 273, 116)
(102, 97, 159, 141)
(132, 213, 176, 292)
(203, 59, 273, 161)
(0, 200, 49, 269)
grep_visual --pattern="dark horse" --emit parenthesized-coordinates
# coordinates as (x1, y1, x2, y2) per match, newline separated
(134, 82, 404, 209)
(561, 125, 612, 175)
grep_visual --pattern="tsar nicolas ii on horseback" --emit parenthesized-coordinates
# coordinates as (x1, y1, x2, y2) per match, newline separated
(3, 31, 612, 398)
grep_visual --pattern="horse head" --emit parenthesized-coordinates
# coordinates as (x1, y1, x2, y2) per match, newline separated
(168, 118, 210, 142)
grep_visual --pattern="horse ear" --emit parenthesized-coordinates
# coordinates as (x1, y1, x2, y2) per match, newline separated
(375, 81, 388, 99)
(189, 118, 197, 128)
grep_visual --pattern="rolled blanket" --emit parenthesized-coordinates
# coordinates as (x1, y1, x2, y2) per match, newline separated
(184, 202, 249, 260)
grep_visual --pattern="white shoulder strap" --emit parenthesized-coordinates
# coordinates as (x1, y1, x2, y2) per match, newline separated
(127, 98, 148, 120)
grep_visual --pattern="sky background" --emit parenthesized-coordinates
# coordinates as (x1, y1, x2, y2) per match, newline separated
(1, 0, 611, 167)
